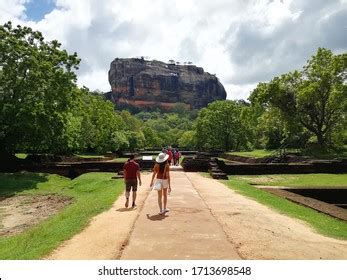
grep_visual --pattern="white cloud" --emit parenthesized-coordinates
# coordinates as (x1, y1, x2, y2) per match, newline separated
(1, 0, 346, 100)
(0, 0, 28, 21)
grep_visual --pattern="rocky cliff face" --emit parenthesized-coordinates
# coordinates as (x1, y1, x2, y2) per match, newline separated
(106, 58, 227, 110)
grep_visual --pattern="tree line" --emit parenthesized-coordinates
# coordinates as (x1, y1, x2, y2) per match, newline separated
(1, 22, 346, 157)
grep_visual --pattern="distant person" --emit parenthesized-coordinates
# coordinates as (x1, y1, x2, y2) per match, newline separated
(172, 148, 177, 166)
(167, 147, 173, 165)
(150, 152, 171, 215)
(123, 154, 141, 208)
(174, 149, 180, 166)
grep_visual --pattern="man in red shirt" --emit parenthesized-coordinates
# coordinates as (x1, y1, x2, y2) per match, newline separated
(167, 148, 173, 165)
(123, 154, 141, 208)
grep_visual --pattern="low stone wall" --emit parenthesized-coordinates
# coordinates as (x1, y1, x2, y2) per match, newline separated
(219, 153, 309, 163)
(217, 159, 347, 175)
(25, 154, 114, 163)
(182, 156, 210, 172)
(219, 154, 266, 163)
(182, 155, 347, 174)
(1, 160, 156, 178)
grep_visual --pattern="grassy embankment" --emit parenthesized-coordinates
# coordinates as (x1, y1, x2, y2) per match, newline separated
(111, 157, 129, 163)
(235, 174, 347, 188)
(75, 153, 106, 159)
(0, 172, 123, 259)
(221, 173, 347, 239)
(228, 146, 347, 159)
(15, 153, 28, 159)
(228, 149, 275, 158)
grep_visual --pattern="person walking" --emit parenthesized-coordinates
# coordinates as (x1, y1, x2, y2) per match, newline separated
(167, 147, 173, 166)
(150, 152, 171, 215)
(172, 148, 177, 166)
(174, 149, 180, 166)
(123, 154, 141, 208)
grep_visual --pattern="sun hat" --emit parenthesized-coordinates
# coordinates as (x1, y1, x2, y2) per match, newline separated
(156, 152, 169, 163)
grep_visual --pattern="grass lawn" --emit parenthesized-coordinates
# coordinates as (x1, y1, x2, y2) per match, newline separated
(15, 153, 28, 159)
(75, 153, 106, 159)
(302, 145, 347, 159)
(222, 175, 347, 239)
(228, 149, 275, 158)
(111, 157, 129, 163)
(229, 146, 347, 159)
(0, 172, 123, 259)
(235, 174, 347, 188)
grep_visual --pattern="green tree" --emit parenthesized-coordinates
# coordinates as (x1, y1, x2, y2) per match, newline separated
(196, 100, 249, 151)
(142, 126, 161, 148)
(298, 48, 346, 147)
(178, 130, 196, 149)
(72, 87, 127, 153)
(257, 108, 286, 149)
(0, 22, 80, 155)
(251, 48, 347, 148)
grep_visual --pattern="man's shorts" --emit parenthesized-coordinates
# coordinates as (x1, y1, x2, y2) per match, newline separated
(125, 179, 138, 192)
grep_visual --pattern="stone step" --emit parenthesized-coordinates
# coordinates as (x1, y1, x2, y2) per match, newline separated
(210, 167, 221, 172)
(211, 172, 228, 180)
(212, 174, 228, 180)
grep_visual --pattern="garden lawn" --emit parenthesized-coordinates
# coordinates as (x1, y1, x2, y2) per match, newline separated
(75, 153, 106, 159)
(223, 176, 347, 239)
(228, 149, 275, 158)
(15, 153, 27, 159)
(235, 174, 347, 188)
(229, 146, 347, 159)
(111, 157, 128, 163)
(302, 145, 347, 159)
(0, 172, 123, 259)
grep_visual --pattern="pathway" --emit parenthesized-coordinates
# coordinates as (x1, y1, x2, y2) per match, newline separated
(48, 169, 347, 260)
(120, 168, 240, 259)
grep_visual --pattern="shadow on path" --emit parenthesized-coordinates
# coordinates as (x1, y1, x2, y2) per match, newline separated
(116, 207, 137, 212)
(146, 213, 168, 221)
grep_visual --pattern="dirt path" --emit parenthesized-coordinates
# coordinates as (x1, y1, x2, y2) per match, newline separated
(48, 171, 347, 260)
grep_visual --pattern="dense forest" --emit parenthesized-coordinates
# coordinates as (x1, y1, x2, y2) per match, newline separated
(1, 22, 346, 156)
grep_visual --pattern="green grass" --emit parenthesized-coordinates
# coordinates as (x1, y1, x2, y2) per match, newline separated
(15, 153, 28, 159)
(228, 149, 275, 158)
(302, 146, 347, 159)
(0, 172, 123, 259)
(111, 157, 129, 163)
(222, 176, 347, 239)
(75, 153, 106, 159)
(229, 146, 347, 159)
(179, 156, 185, 165)
(235, 174, 347, 188)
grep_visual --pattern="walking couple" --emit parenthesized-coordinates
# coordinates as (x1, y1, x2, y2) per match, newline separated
(123, 153, 171, 215)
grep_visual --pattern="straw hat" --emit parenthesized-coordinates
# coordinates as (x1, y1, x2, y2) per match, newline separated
(156, 152, 169, 163)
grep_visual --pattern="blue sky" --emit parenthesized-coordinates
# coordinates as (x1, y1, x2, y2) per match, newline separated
(25, 0, 55, 21)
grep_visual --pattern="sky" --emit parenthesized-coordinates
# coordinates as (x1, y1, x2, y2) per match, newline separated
(1, 0, 346, 100)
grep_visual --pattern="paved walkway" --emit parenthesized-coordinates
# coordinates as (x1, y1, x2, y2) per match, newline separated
(48, 169, 240, 259)
(48, 168, 347, 260)
(120, 169, 240, 259)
